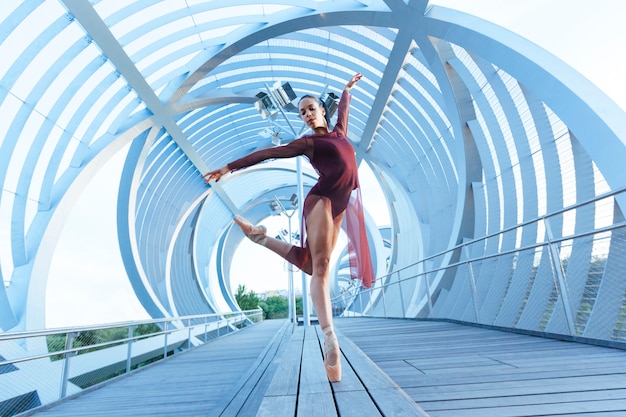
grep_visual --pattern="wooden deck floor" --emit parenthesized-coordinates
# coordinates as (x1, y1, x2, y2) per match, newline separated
(335, 318, 626, 417)
(23, 318, 626, 416)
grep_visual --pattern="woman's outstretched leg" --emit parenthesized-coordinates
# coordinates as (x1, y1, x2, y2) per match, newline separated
(233, 215, 312, 273)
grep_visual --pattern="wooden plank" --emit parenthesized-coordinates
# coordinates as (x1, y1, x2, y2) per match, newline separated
(421, 388, 626, 411)
(295, 327, 337, 416)
(368, 388, 429, 417)
(297, 392, 337, 417)
(405, 374, 626, 400)
(431, 399, 626, 417)
(400, 364, 626, 385)
(298, 327, 332, 395)
(264, 326, 303, 396)
(255, 326, 303, 417)
(334, 391, 381, 417)
(255, 395, 295, 417)
(565, 413, 626, 417)
(404, 351, 626, 372)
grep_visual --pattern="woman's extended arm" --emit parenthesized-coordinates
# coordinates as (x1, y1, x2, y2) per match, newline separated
(203, 136, 311, 183)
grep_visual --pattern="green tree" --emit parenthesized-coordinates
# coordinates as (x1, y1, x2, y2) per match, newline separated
(134, 323, 161, 337)
(259, 296, 289, 319)
(235, 284, 260, 311)
(296, 296, 303, 315)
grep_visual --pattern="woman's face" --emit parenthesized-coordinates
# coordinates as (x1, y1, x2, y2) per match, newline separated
(299, 97, 326, 130)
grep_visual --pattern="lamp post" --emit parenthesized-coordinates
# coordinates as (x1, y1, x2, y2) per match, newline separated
(270, 194, 299, 324)
(255, 81, 337, 328)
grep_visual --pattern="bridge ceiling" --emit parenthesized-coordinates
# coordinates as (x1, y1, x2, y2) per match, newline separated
(1, 0, 625, 330)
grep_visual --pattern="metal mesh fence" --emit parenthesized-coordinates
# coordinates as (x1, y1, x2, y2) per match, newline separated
(0, 309, 262, 417)
(334, 191, 626, 347)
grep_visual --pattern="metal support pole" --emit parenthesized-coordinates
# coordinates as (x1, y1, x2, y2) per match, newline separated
(398, 272, 406, 318)
(273, 196, 298, 324)
(462, 245, 481, 323)
(163, 322, 168, 359)
(287, 200, 295, 324)
(126, 326, 133, 373)
(467, 260, 481, 322)
(288, 258, 294, 323)
(359, 291, 363, 316)
(60, 332, 77, 399)
(382, 282, 388, 318)
(297, 157, 310, 327)
(187, 318, 192, 350)
(425, 272, 433, 315)
(544, 217, 576, 335)
(288, 217, 297, 324)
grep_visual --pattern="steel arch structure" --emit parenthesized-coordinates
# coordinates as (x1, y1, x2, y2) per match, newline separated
(1, 0, 625, 340)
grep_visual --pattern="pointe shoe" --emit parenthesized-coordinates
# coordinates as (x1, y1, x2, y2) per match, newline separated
(233, 215, 267, 245)
(323, 328, 341, 382)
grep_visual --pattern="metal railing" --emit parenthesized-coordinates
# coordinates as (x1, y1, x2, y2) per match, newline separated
(333, 188, 626, 346)
(0, 309, 262, 416)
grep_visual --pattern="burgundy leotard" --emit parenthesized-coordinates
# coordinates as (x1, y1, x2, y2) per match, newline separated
(227, 91, 375, 288)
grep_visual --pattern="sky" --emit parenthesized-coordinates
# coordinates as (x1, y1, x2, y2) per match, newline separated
(44, 1, 626, 328)
(434, 0, 626, 111)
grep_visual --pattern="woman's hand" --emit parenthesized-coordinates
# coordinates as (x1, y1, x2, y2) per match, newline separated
(202, 166, 230, 184)
(345, 73, 363, 91)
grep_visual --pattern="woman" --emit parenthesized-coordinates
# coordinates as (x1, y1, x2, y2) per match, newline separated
(203, 73, 374, 382)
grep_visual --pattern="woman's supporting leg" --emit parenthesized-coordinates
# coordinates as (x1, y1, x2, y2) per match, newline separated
(304, 198, 335, 329)
(304, 197, 344, 381)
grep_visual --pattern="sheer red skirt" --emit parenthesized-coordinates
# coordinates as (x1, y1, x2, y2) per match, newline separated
(285, 188, 375, 288)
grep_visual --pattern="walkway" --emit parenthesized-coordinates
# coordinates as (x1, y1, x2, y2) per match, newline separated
(22, 318, 626, 416)
(336, 318, 626, 416)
